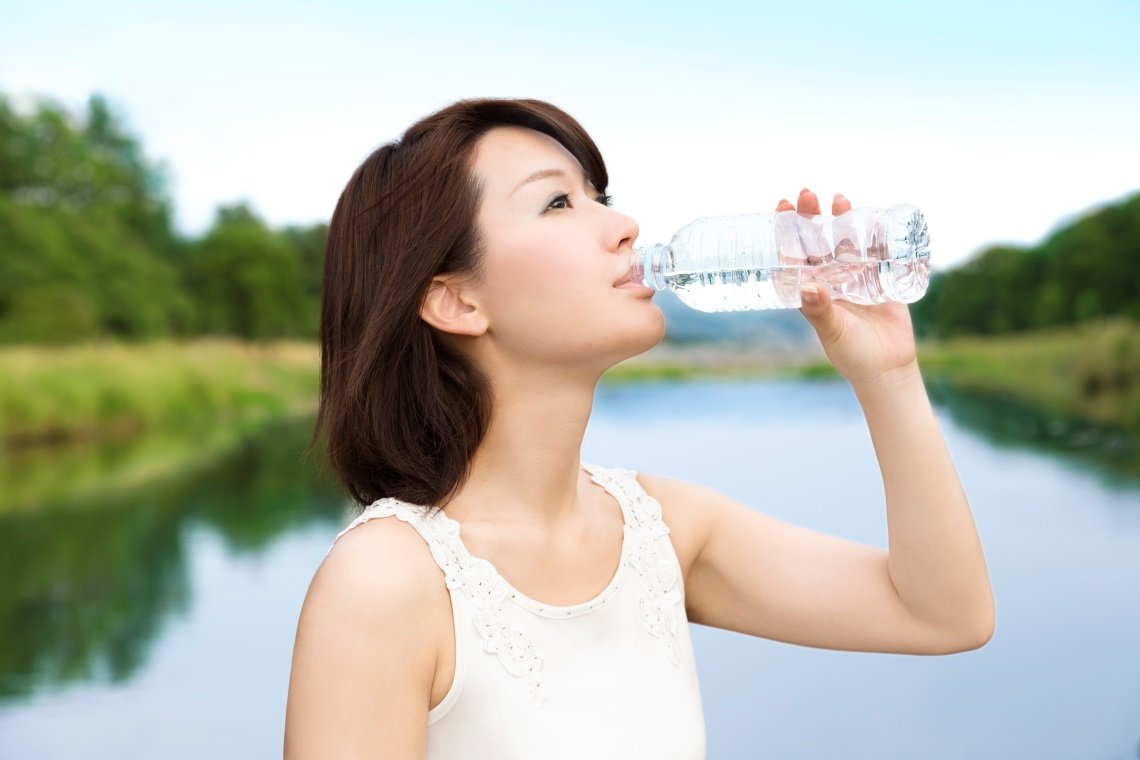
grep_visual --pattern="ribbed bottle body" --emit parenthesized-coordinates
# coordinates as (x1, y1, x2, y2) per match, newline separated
(635, 205, 930, 312)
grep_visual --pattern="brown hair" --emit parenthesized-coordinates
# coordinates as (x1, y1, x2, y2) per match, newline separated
(314, 98, 609, 508)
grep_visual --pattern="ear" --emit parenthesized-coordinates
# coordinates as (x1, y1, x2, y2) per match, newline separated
(420, 275, 489, 337)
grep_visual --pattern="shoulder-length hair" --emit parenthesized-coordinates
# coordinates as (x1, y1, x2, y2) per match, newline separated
(314, 98, 609, 508)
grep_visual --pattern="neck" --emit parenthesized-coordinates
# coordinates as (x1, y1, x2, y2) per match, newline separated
(445, 362, 600, 529)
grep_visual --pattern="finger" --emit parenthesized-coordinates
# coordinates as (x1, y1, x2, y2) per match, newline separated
(791, 188, 828, 265)
(830, 192, 859, 263)
(798, 284, 844, 344)
(797, 188, 822, 216)
(776, 198, 795, 212)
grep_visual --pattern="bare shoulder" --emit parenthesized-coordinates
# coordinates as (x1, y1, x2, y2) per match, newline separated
(285, 516, 449, 758)
(303, 516, 449, 642)
(317, 515, 446, 604)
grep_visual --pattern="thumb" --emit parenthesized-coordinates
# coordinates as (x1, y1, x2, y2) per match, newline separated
(799, 284, 843, 343)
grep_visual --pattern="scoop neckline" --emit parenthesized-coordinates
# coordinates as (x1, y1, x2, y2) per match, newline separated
(429, 464, 633, 619)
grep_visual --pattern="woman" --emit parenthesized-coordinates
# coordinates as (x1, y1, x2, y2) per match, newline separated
(284, 98, 994, 758)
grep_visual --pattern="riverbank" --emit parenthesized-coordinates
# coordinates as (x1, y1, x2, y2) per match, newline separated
(0, 339, 319, 450)
(3, 318, 1137, 453)
(612, 318, 1139, 436)
(602, 340, 828, 383)
(898, 319, 1136, 435)
(784, 319, 1140, 432)
(0, 336, 826, 451)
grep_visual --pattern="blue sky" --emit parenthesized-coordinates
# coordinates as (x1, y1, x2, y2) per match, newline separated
(3, 0, 1138, 269)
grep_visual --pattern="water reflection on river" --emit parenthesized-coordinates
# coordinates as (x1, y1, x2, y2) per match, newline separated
(1, 377, 1138, 759)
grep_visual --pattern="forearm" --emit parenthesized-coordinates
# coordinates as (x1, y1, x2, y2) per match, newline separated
(852, 360, 995, 639)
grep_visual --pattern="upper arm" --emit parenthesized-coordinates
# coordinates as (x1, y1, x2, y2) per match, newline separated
(640, 473, 979, 655)
(284, 520, 442, 759)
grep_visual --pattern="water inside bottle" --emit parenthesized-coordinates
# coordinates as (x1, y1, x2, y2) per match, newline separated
(640, 204, 931, 311)
(664, 255, 930, 312)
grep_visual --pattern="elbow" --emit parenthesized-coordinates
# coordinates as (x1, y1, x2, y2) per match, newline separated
(940, 602, 996, 654)
(954, 616, 994, 653)
(973, 604, 997, 649)
(911, 592, 995, 655)
(969, 591, 997, 650)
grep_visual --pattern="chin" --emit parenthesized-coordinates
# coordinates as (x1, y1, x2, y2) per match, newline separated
(613, 305, 666, 361)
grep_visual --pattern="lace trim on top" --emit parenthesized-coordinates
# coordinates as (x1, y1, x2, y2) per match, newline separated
(329, 463, 682, 707)
(584, 464, 682, 667)
(332, 499, 547, 706)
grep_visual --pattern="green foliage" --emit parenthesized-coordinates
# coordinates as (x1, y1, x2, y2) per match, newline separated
(181, 204, 315, 339)
(0, 197, 192, 342)
(913, 192, 1140, 337)
(0, 91, 326, 345)
(0, 93, 174, 251)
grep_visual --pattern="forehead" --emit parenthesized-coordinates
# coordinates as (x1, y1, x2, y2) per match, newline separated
(472, 126, 586, 193)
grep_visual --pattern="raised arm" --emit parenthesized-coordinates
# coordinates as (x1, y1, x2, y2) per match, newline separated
(646, 189, 994, 655)
(644, 360, 994, 654)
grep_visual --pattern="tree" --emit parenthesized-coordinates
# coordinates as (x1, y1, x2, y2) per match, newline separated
(182, 204, 308, 339)
(0, 92, 188, 343)
(912, 192, 1140, 337)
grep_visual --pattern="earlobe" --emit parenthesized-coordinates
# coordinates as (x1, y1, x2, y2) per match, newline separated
(420, 276, 488, 337)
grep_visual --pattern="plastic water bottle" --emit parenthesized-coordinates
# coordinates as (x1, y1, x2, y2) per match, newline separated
(629, 205, 930, 311)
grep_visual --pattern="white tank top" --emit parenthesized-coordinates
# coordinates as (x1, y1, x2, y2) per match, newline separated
(330, 462, 707, 759)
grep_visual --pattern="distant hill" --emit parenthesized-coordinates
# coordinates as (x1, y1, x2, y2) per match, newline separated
(656, 290, 815, 346)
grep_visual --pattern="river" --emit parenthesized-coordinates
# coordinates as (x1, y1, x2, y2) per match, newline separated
(1, 377, 1138, 759)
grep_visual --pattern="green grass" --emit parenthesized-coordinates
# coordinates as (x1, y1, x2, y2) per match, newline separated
(0, 338, 319, 449)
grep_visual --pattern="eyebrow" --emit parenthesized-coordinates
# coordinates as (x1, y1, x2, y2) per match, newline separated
(511, 167, 593, 195)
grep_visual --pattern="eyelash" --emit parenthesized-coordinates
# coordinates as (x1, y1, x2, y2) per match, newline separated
(545, 193, 614, 212)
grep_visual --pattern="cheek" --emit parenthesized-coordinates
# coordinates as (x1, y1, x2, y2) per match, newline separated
(482, 234, 605, 324)
(482, 253, 663, 362)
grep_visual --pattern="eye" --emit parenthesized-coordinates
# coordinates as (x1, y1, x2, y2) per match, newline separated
(544, 193, 572, 212)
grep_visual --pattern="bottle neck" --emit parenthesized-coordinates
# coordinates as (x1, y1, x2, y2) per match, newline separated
(631, 244, 672, 290)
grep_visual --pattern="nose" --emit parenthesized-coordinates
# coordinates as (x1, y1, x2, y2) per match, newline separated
(606, 206, 640, 253)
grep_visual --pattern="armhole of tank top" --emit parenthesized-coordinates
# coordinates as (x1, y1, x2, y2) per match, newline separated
(333, 509, 469, 724)
(427, 584, 467, 725)
(632, 471, 690, 604)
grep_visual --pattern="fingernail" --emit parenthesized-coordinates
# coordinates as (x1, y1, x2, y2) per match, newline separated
(801, 284, 820, 304)
(834, 193, 846, 201)
(800, 188, 811, 196)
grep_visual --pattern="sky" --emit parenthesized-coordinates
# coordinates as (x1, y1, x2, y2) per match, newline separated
(2, 0, 1138, 270)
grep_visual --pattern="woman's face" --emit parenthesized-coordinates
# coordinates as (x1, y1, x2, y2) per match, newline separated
(466, 126, 664, 371)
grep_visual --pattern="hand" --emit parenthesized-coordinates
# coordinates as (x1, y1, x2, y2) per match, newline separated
(776, 189, 918, 387)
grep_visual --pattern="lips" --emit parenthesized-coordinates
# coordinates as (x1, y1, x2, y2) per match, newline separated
(614, 276, 654, 295)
